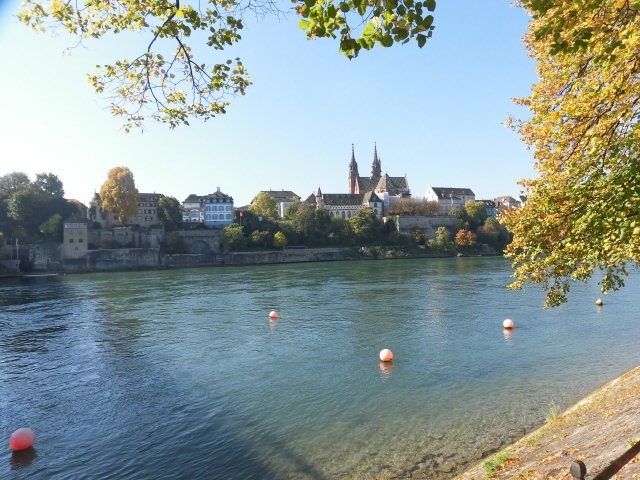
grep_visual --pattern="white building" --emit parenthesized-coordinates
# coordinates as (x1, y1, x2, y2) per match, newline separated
(424, 187, 475, 214)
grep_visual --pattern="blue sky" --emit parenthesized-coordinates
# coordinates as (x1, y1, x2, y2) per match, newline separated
(0, 0, 537, 207)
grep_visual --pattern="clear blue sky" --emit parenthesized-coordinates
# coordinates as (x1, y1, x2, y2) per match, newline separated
(0, 0, 537, 207)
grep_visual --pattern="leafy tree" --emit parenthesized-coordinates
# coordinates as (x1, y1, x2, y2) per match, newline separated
(250, 230, 272, 247)
(504, 0, 640, 306)
(287, 202, 315, 242)
(17, 0, 436, 130)
(0, 172, 31, 199)
(477, 217, 511, 253)
(223, 223, 245, 251)
(347, 208, 381, 244)
(455, 229, 476, 248)
(157, 196, 183, 230)
(429, 226, 454, 253)
(34, 173, 65, 198)
(388, 198, 440, 215)
(5, 173, 72, 241)
(99, 167, 139, 224)
(463, 200, 487, 230)
(273, 231, 288, 249)
(249, 192, 279, 220)
(39, 213, 63, 240)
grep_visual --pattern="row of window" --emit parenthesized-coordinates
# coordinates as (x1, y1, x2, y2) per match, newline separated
(205, 213, 233, 220)
(204, 205, 232, 212)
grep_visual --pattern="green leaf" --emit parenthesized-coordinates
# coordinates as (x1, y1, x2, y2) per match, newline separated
(298, 19, 311, 30)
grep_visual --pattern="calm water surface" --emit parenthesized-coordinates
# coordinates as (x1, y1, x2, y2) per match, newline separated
(2, 257, 639, 479)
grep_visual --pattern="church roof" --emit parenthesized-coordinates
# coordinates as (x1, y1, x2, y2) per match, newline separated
(355, 176, 379, 193)
(306, 192, 381, 207)
(362, 191, 383, 203)
(375, 173, 409, 194)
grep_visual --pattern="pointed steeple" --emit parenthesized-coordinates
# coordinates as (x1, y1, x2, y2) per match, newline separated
(315, 187, 324, 207)
(371, 142, 382, 179)
(348, 144, 359, 194)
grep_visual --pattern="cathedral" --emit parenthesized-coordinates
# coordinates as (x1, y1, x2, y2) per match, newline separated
(306, 144, 410, 219)
(348, 144, 411, 198)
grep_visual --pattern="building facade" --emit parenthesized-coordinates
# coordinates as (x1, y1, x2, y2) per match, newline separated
(203, 188, 234, 228)
(305, 188, 384, 219)
(182, 194, 205, 223)
(424, 187, 476, 214)
(63, 219, 89, 259)
(132, 193, 164, 228)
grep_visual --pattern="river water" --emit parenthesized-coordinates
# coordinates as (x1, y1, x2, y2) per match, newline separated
(2, 257, 639, 479)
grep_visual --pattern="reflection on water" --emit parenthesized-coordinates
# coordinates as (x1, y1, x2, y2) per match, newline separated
(1, 258, 639, 479)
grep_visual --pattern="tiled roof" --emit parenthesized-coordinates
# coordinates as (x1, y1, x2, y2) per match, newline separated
(139, 193, 164, 201)
(430, 187, 475, 199)
(375, 174, 409, 194)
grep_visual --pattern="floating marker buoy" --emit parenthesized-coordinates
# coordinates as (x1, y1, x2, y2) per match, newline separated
(503, 319, 515, 329)
(595, 299, 603, 306)
(9, 428, 35, 451)
(379, 348, 393, 362)
(269, 311, 279, 320)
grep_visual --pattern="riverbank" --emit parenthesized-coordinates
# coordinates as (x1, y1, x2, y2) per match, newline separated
(8, 244, 474, 274)
(453, 365, 640, 479)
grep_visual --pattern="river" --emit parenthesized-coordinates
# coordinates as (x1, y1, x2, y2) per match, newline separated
(2, 257, 639, 479)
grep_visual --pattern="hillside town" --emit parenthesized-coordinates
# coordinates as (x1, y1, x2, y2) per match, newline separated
(0, 145, 522, 273)
(90, 144, 523, 229)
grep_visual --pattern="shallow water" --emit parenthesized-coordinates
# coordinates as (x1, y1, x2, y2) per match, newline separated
(2, 257, 639, 479)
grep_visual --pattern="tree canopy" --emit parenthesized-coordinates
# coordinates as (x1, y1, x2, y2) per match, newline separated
(504, 0, 640, 306)
(0, 172, 75, 242)
(248, 192, 279, 220)
(99, 167, 139, 224)
(18, 0, 435, 130)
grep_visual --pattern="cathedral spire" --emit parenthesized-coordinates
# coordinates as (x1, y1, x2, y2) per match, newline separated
(348, 143, 359, 194)
(371, 142, 382, 179)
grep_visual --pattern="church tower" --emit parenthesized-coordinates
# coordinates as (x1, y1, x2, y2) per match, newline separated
(371, 143, 382, 179)
(348, 144, 359, 194)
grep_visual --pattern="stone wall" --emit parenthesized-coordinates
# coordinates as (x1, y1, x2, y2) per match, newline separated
(162, 248, 357, 268)
(18, 244, 357, 273)
(68, 248, 160, 272)
(387, 215, 457, 239)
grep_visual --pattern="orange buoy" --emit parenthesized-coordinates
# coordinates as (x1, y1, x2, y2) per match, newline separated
(379, 348, 393, 362)
(9, 428, 35, 451)
(269, 311, 279, 320)
(503, 319, 515, 329)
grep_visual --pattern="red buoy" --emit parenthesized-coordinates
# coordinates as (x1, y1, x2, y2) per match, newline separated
(9, 428, 35, 451)
(269, 311, 279, 320)
(379, 349, 393, 362)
